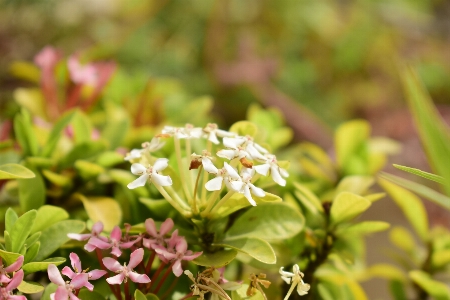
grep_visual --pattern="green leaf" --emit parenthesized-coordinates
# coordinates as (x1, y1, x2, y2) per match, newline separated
(393, 164, 446, 184)
(10, 210, 37, 253)
(335, 120, 370, 175)
(18, 165, 45, 211)
(135, 290, 147, 300)
(4, 231, 12, 252)
(192, 249, 238, 267)
(330, 192, 371, 226)
(77, 290, 106, 300)
(379, 178, 429, 242)
(293, 182, 324, 213)
(0, 249, 22, 265)
(77, 194, 122, 232)
(218, 237, 276, 264)
(109, 169, 149, 198)
(389, 280, 408, 300)
(336, 221, 390, 236)
(211, 192, 282, 218)
(225, 203, 304, 240)
(25, 232, 41, 248)
(432, 250, 450, 269)
(60, 141, 107, 168)
(139, 197, 172, 219)
(336, 176, 375, 195)
(367, 264, 406, 282)
(96, 151, 125, 167)
(0, 163, 35, 179)
(389, 227, 416, 254)
(14, 109, 39, 156)
(17, 280, 44, 294)
(229, 121, 258, 137)
(380, 173, 450, 210)
(23, 257, 66, 274)
(42, 169, 72, 187)
(26, 156, 55, 168)
(34, 220, 85, 261)
(401, 67, 450, 197)
(5, 207, 18, 233)
(71, 110, 93, 144)
(24, 242, 40, 263)
(102, 103, 130, 149)
(409, 270, 450, 300)
(31, 205, 69, 235)
(74, 160, 105, 179)
(41, 283, 57, 300)
(40, 110, 76, 157)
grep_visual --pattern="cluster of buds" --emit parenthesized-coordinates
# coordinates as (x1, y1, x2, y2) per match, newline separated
(125, 123, 289, 217)
(59, 218, 201, 299)
(0, 256, 25, 300)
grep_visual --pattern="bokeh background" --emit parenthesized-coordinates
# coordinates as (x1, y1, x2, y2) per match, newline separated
(1, 0, 449, 298)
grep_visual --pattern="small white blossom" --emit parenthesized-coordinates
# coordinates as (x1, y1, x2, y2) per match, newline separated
(254, 154, 289, 186)
(190, 151, 214, 170)
(203, 123, 236, 144)
(162, 126, 189, 139)
(220, 136, 268, 161)
(279, 264, 310, 299)
(236, 168, 265, 206)
(124, 149, 143, 161)
(127, 158, 172, 189)
(142, 137, 166, 152)
(204, 162, 242, 192)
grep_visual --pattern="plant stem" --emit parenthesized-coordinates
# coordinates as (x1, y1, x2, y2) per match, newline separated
(174, 137, 191, 201)
(152, 262, 175, 294)
(124, 280, 130, 300)
(208, 190, 235, 216)
(147, 261, 168, 292)
(145, 251, 156, 274)
(154, 184, 188, 215)
(192, 165, 203, 214)
(201, 141, 213, 204)
(200, 188, 223, 217)
(160, 277, 180, 300)
(96, 248, 122, 300)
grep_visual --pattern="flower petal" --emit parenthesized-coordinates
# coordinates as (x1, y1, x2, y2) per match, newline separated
(249, 183, 265, 197)
(160, 218, 174, 235)
(152, 173, 173, 186)
(182, 251, 203, 261)
(153, 158, 169, 172)
(6, 270, 24, 291)
(172, 260, 183, 277)
(48, 264, 65, 286)
(88, 270, 107, 280)
(128, 271, 151, 283)
(145, 219, 158, 236)
(106, 273, 125, 285)
(128, 248, 144, 269)
(127, 174, 149, 189)
(69, 253, 82, 273)
(5, 256, 24, 272)
(271, 166, 286, 186)
(54, 286, 69, 300)
(61, 266, 75, 279)
(253, 163, 270, 176)
(217, 150, 236, 160)
(242, 185, 257, 206)
(130, 163, 146, 175)
(223, 137, 245, 148)
(202, 158, 218, 174)
(208, 132, 220, 144)
(92, 221, 104, 234)
(224, 163, 240, 180)
(205, 176, 223, 191)
(102, 258, 121, 272)
(71, 273, 89, 289)
(67, 233, 91, 241)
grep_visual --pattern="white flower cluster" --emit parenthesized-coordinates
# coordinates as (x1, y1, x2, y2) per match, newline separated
(125, 123, 289, 207)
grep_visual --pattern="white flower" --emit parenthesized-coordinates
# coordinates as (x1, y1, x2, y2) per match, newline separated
(254, 154, 289, 186)
(279, 264, 310, 299)
(162, 124, 202, 139)
(219, 136, 268, 161)
(190, 151, 213, 170)
(203, 123, 236, 144)
(127, 158, 173, 189)
(183, 124, 203, 139)
(124, 149, 143, 161)
(235, 168, 265, 206)
(142, 137, 166, 152)
(204, 162, 242, 192)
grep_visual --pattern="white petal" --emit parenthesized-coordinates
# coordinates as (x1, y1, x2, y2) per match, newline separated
(223, 163, 240, 180)
(271, 166, 286, 186)
(152, 173, 173, 186)
(249, 183, 265, 197)
(297, 283, 310, 295)
(205, 176, 223, 191)
(124, 149, 142, 161)
(254, 163, 270, 176)
(229, 180, 244, 192)
(216, 129, 235, 138)
(127, 174, 149, 189)
(242, 185, 257, 206)
(217, 149, 236, 160)
(254, 143, 269, 154)
(131, 163, 146, 175)
(281, 276, 292, 284)
(202, 158, 218, 174)
(223, 137, 245, 148)
(246, 144, 266, 161)
(280, 168, 289, 178)
(208, 132, 220, 144)
(153, 158, 169, 172)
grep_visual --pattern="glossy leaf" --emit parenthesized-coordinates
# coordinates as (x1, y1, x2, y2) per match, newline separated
(192, 249, 238, 267)
(0, 163, 35, 179)
(336, 221, 390, 236)
(0, 249, 22, 266)
(379, 178, 429, 242)
(96, 151, 125, 167)
(330, 192, 371, 226)
(431, 250, 450, 269)
(5, 207, 18, 233)
(24, 242, 40, 263)
(218, 237, 275, 264)
(41, 283, 57, 300)
(17, 280, 44, 294)
(394, 164, 446, 184)
(389, 227, 415, 254)
(225, 203, 304, 240)
(78, 194, 122, 232)
(42, 169, 72, 187)
(23, 257, 66, 274)
(60, 141, 107, 168)
(74, 160, 105, 179)
(18, 165, 45, 211)
(40, 110, 76, 157)
(14, 109, 39, 156)
(31, 205, 69, 235)
(389, 280, 408, 300)
(10, 210, 36, 253)
(135, 290, 147, 300)
(409, 270, 450, 299)
(71, 110, 92, 144)
(78, 290, 106, 300)
(336, 175, 374, 195)
(34, 220, 85, 261)
(367, 264, 406, 282)
(229, 121, 258, 137)
(102, 103, 130, 149)
(211, 192, 282, 218)
(293, 182, 324, 213)
(25, 232, 41, 248)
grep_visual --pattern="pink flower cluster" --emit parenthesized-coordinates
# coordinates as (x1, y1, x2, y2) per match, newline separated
(0, 256, 25, 300)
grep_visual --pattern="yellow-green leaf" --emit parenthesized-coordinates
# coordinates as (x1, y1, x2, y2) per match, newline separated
(330, 192, 371, 226)
(78, 194, 122, 232)
(0, 164, 35, 180)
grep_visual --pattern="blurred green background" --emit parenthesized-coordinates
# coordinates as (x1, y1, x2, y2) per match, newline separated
(1, 0, 449, 144)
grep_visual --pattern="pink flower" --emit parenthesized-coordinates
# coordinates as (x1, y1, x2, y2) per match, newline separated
(67, 55, 98, 86)
(47, 264, 89, 300)
(67, 221, 108, 252)
(0, 256, 24, 283)
(0, 269, 26, 300)
(34, 46, 61, 74)
(154, 238, 202, 277)
(61, 253, 106, 291)
(86, 226, 138, 257)
(103, 248, 150, 285)
(143, 218, 174, 250)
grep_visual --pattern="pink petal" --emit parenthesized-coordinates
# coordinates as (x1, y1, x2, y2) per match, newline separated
(128, 271, 151, 283)
(172, 260, 183, 277)
(5, 256, 24, 272)
(84, 281, 94, 291)
(106, 273, 125, 285)
(145, 219, 157, 237)
(92, 222, 104, 234)
(69, 293, 81, 300)
(6, 270, 24, 291)
(54, 286, 69, 300)
(8, 296, 27, 300)
(87, 237, 111, 250)
(48, 264, 65, 286)
(69, 253, 82, 272)
(175, 239, 188, 253)
(67, 233, 91, 241)
(102, 257, 122, 272)
(88, 270, 107, 280)
(111, 247, 122, 257)
(110, 226, 122, 242)
(0, 274, 11, 283)
(128, 248, 144, 269)
(182, 251, 203, 261)
(61, 266, 75, 279)
(84, 243, 96, 252)
(120, 240, 137, 249)
(160, 218, 174, 236)
(71, 273, 89, 289)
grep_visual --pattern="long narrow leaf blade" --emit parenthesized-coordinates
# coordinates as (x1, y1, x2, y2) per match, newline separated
(393, 164, 446, 185)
